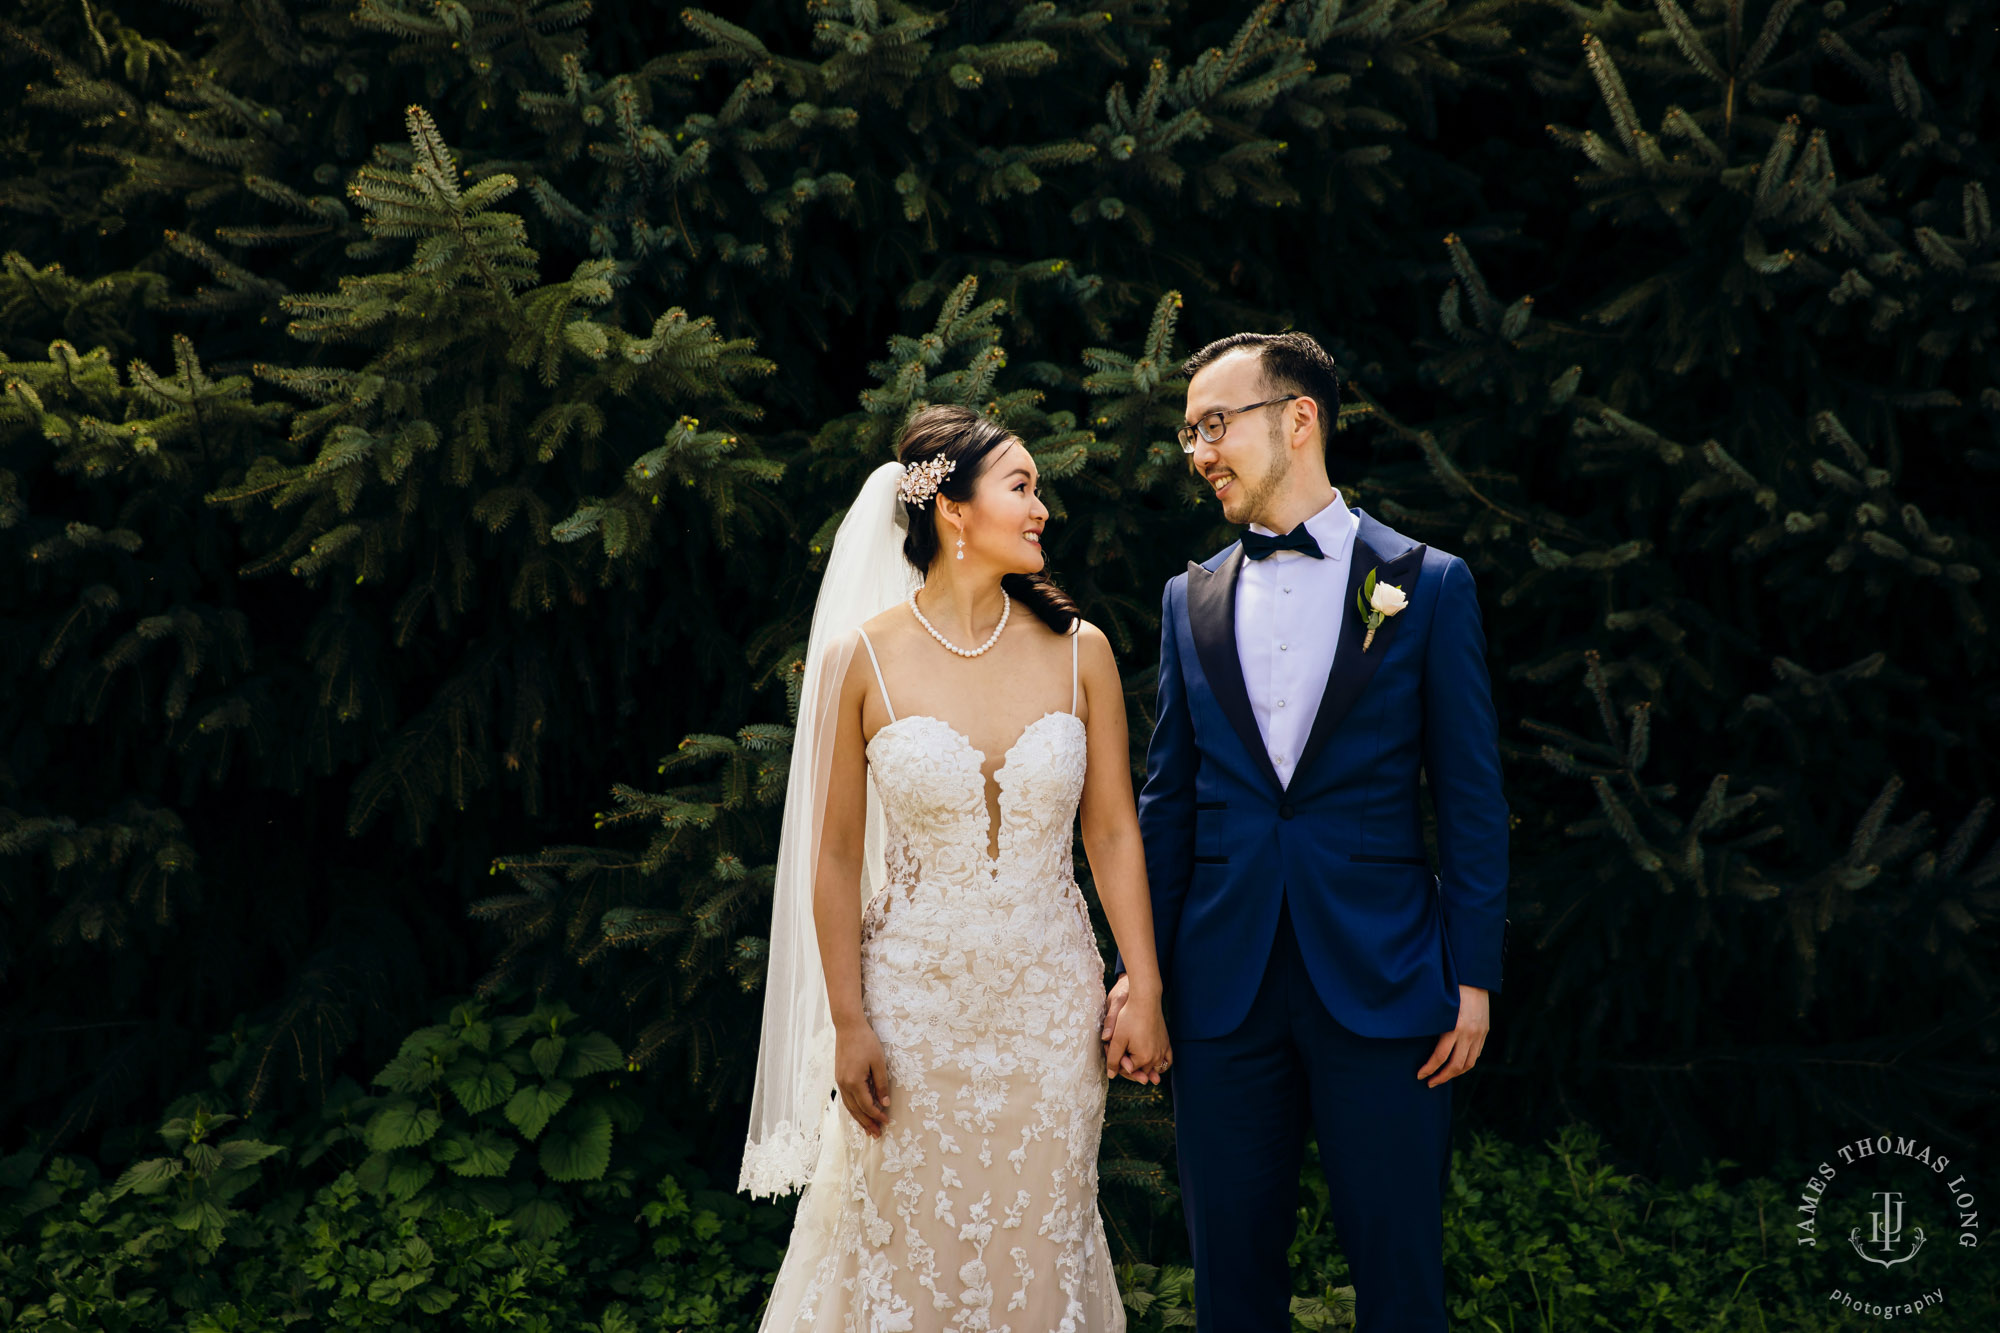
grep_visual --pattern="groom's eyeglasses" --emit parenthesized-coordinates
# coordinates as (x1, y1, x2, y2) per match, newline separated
(1177, 395, 1300, 453)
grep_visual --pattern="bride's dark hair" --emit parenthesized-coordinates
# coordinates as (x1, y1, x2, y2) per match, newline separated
(897, 405, 1079, 636)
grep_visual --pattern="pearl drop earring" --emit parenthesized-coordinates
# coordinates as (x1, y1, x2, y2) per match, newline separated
(955, 535, 965, 560)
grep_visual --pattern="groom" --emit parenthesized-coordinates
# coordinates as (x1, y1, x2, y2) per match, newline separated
(1105, 332, 1507, 1331)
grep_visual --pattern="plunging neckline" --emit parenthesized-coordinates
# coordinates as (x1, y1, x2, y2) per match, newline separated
(866, 711, 1084, 864)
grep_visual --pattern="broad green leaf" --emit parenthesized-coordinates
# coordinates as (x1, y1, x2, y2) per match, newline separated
(209, 1168, 264, 1203)
(110, 1157, 184, 1198)
(368, 1273, 421, 1306)
(376, 1025, 455, 1086)
(170, 1197, 229, 1236)
(434, 1128, 517, 1177)
(447, 1060, 517, 1114)
(447, 1002, 493, 1053)
(384, 1155, 437, 1202)
(492, 1013, 536, 1048)
(9, 1178, 60, 1219)
(0, 1149, 41, 1190)
(538, 1103, 613, 1182)
(503, 1079, 571, 1140)
(558, 1031, 623, 1079)
(216, 1139, 283, 1170)
(530, 1033, 566, 1079)
(510, 1196, 571, 1243)
(366, 1101, 443, 1151)
(354, 1151, 391, 1194)
(416, 1284, 457, 1314)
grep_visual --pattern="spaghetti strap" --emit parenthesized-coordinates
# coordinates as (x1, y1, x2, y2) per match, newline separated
(856, 628, 896, 723)
(1070, 626, 1080, 715)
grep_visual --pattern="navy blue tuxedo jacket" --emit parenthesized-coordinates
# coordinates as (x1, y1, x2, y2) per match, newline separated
(1136, 509, 1508, 1041)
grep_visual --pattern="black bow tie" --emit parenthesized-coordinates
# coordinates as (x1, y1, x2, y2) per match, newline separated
(1240, 526, 1324, 561)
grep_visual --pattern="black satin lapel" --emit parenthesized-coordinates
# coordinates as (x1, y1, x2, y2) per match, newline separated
(1296, 539, 1428, 780)
(1184, 549, 1283, 793)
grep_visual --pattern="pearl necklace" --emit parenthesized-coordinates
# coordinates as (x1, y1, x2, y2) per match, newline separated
(909, 589, 1010, 658)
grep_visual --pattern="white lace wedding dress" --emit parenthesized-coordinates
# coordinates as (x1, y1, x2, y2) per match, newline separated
(756, 628, 1126, 1333)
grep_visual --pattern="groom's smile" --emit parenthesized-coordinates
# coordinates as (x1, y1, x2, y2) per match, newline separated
(1181, 345, 1329, 530)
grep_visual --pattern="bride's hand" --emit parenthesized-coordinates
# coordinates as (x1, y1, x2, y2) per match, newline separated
(1103, 989, 1171, 1085)
(834, 1020, 892, 1137)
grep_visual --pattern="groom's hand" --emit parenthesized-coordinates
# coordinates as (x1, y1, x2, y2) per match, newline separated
(1417, 986, 1490, 1088)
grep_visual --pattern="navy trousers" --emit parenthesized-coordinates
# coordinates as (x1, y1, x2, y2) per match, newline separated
(1170, 900, 1453, 1332)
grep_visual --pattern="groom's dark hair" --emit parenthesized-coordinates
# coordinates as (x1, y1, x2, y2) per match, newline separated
(1182, 331, 1342, 448)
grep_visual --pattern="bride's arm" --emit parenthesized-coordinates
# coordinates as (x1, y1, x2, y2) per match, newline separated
(813, 646, 892, 1136)
(1074, 622, 1170, 1082)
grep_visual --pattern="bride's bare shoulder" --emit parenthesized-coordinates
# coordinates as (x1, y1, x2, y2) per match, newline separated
(856, 604, 918, 645)
(830, 609, 921, 689)
(1070, 617, 1118, 669)
(860, 608, 916, 640)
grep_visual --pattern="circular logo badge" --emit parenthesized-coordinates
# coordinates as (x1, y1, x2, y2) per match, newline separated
(1795, 1133, 1980, 1320)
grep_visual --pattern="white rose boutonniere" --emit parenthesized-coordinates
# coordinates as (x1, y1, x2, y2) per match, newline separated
(1356, 568, 1408, 651)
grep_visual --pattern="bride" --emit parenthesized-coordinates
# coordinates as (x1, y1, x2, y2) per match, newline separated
(738, 404, 1170, 1331)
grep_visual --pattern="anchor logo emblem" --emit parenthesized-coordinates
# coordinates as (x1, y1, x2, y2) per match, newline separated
(1849, 1190, 1926, 1268)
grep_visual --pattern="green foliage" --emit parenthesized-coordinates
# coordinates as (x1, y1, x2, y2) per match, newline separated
(1289, 1126, 1998, 1332)
(15, 1056, 1992, 1332)
(630, 1174, 786, 1328)
(1355, 0, 2000, 1166)
(328, 998, 637, 1241)
(1117, 1260, 1199, 1328)
(1445, 1125, 1998, 1331)
(0, 996, 792, 1331)
(1, 0, 1995, 1213)
(105, 1108, 282, 1255)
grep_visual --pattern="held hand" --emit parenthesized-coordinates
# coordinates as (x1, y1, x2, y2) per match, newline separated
(1112, 984, 1168, 1080)
(835, 1020, 892, 1137)
(1100, 976, 1151, 1083)
(1417, 985, 1490, 1088)
(1106, 990, 1171, 1084)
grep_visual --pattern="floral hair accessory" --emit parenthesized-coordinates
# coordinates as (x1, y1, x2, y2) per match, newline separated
(897, 455, 956, 508)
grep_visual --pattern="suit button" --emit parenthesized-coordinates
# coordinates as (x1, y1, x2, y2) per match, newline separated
(1279, 801, 1295, 820)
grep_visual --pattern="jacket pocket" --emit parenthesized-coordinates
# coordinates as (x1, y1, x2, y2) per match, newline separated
(1193, 855, 1229, 865)
(1350, 853, 1429, 867)
(1194, 801, 1228, 811)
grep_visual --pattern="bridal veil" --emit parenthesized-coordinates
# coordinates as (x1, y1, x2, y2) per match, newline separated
(738, 461, 919, 1198)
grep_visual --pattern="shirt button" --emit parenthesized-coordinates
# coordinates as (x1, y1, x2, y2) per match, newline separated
(1283, 586, 1292, 594)
(1276, 699, 1286, 708)
(1279, 642, 1289, 651)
